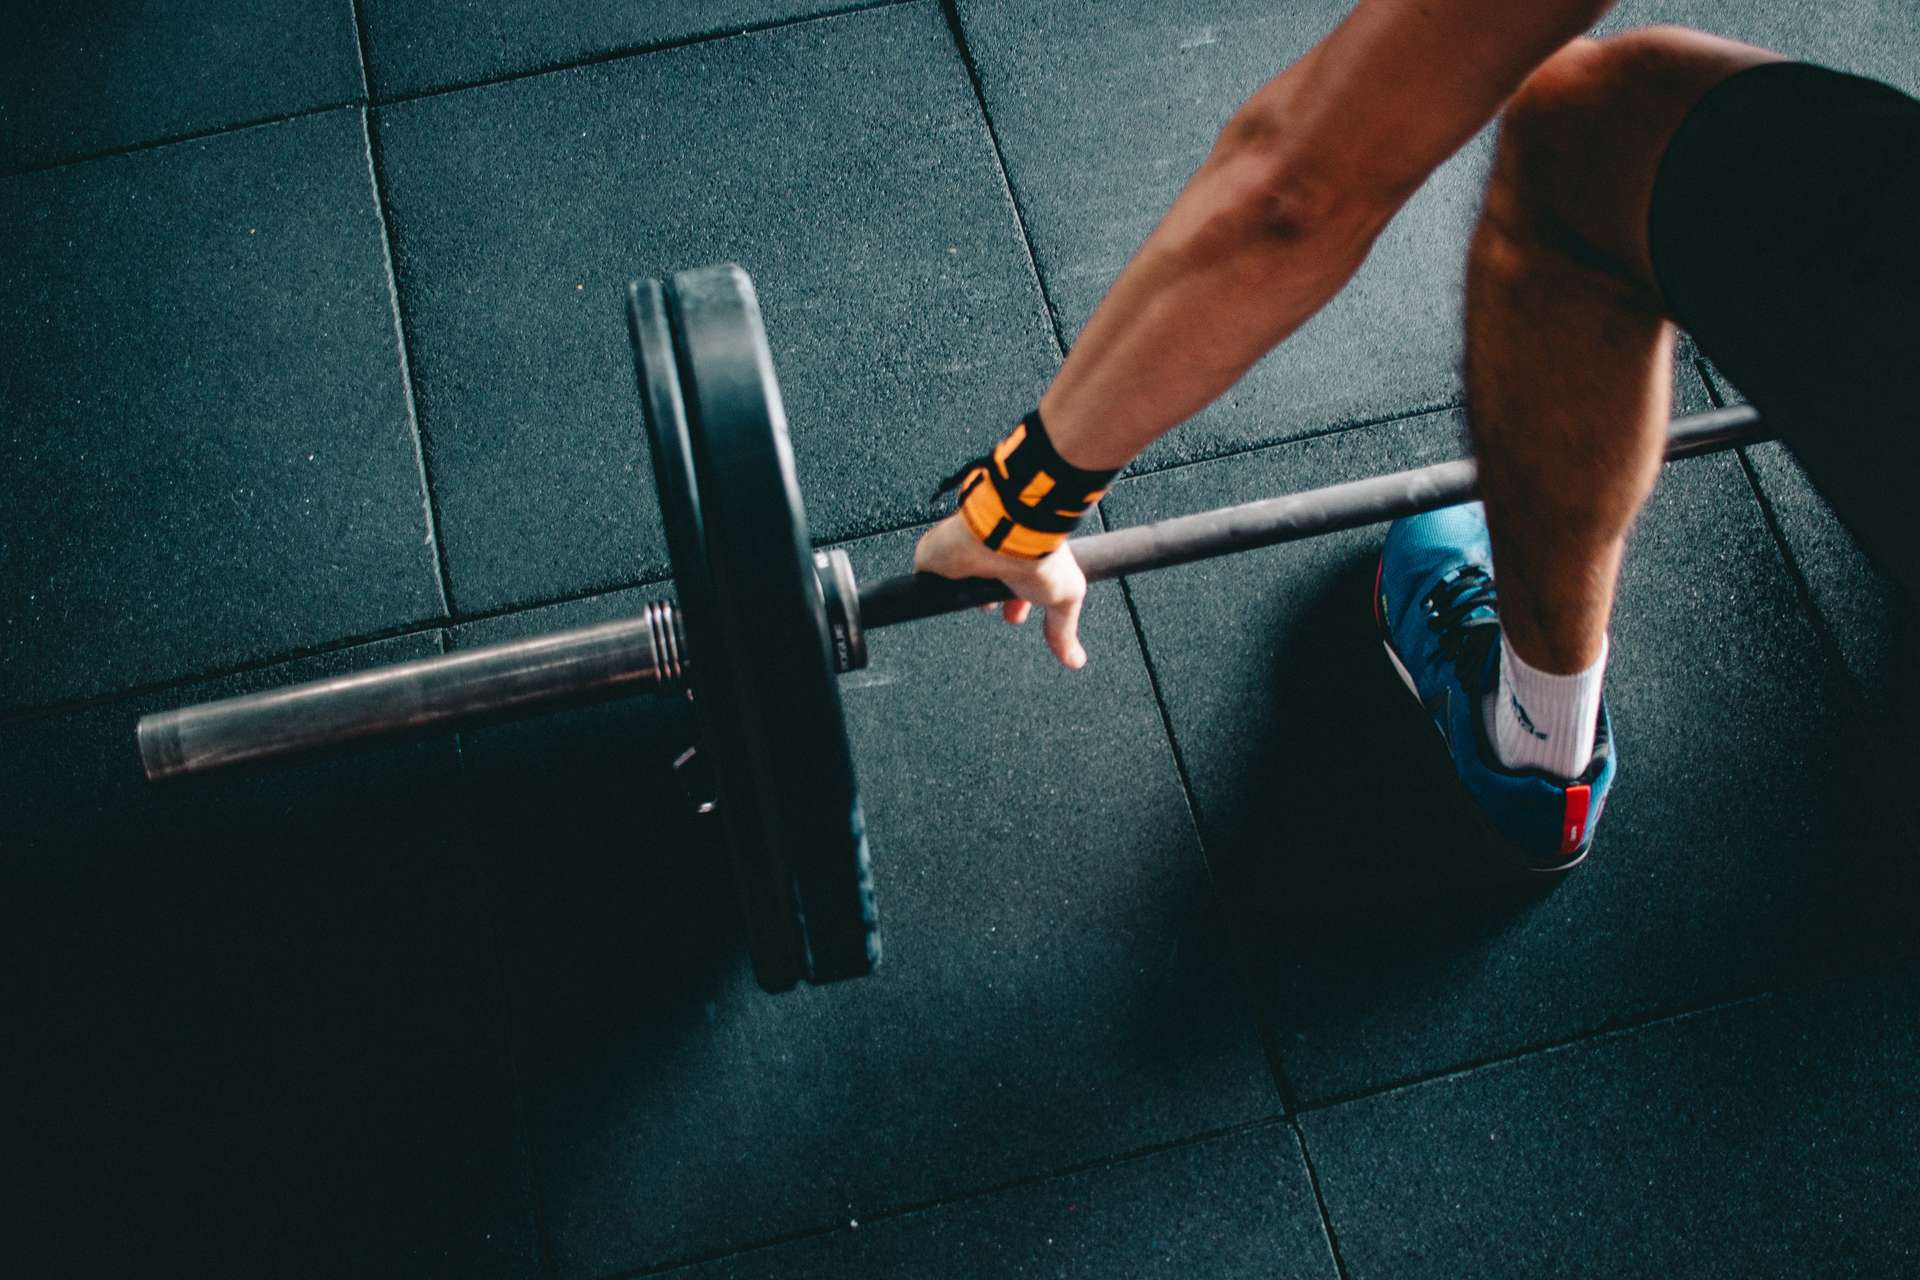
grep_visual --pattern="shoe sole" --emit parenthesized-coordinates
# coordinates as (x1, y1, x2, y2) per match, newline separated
(1374, 553, 1591, 878)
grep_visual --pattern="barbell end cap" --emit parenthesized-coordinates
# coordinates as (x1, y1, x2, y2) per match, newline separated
(136, 713, 187, 783)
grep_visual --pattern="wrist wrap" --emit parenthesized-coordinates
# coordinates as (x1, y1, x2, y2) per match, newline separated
(934, 410, 1117, 558)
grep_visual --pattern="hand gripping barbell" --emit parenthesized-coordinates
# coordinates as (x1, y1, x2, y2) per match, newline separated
(136, 264, 1770, 993)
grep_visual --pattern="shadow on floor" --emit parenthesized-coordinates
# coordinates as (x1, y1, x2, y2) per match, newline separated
(1788, 636, 1920, 965)
(1197, 551, 1559, 963)
(1189, 547, 1920, 1054)
(460, 692, 741, 1076)
(2, 707, 536, 1276)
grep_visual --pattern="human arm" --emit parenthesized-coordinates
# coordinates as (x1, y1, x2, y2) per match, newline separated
(916, 0, 1618, 666)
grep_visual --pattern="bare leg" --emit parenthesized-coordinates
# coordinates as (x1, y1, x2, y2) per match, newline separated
(1467, 29, 1783, 673)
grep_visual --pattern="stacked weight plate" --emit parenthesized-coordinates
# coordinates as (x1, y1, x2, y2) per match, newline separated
(625, 264, 879, 993)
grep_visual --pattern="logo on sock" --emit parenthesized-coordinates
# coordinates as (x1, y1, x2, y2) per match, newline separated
(1509, 692, 1548, 740)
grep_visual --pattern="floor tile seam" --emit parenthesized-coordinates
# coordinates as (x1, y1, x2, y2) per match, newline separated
(345, 0, 374, 102)
(1291, 985, 1782, 1120)
(802, 397, 1463, 553)
(349, 0, 447, 620)
(596, 1114, 1294, 1280)
(1290, 949, 1920, 1124)
(0, 613, 455, 730)
(936, 0, 1070, 359)
(443, 506, 950, 622)
(1728, 439, 1868, 709)
(0, 562, 695, 726)
(446, 572, 684, 637)
(1109, 553, 1305, 1114)
(368, 0, 921, 108)
(356, 106, 457, 615)
(430, 624, 565, 1280)
(488, 957, 562, 1280)
(0, 390, 1449, 726)
(1284, 1118, 1355, 1280)
(1110, 396, 1467, 491)
(1700, 361, 1854, 686)
(0, 100, 366, 182)
(1694, 354, 1910, 845)
(1727, 442, 1919, 850)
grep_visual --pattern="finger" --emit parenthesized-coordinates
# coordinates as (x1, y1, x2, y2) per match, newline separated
(1002, 599, 1032, 626)
(1042, 592, 1087, 670)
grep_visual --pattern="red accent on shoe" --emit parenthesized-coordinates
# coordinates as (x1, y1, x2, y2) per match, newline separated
(1372, 554, 1385, 628)
(1560, 784, 1591, 856)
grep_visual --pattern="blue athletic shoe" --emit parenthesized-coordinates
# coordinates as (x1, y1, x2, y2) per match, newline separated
(1374, 502, 1615, 873)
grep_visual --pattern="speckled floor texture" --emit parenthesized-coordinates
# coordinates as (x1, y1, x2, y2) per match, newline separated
(4, 3, 1915, 1277)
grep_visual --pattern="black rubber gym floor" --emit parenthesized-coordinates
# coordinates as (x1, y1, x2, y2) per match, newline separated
(3, 2, 1916, 1277)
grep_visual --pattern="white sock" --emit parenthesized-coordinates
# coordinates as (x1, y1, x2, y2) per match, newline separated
(1482, 632, 1607, 779)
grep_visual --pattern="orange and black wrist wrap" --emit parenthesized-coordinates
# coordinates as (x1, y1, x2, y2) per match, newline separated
(934, 410, 1116, 559)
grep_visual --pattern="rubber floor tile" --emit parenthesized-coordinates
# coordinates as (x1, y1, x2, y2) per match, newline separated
(0, 0, 362, 172)
(661, 1124, 1336, 1279)
(1105, 410, 1912, 1104)
(1, 110, 444, 712)
(0, 634, 541, 1279)
(374, 1, 1057, 615)
(1301, 964, 1920, 1278)
(455, 525, 1275, 1278)
(360, 0, 882, 98)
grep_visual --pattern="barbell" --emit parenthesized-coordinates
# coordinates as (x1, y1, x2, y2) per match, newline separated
(136, 263, 1770, 993)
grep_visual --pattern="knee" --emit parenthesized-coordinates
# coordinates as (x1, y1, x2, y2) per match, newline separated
(1485, 27, 1775, 272)
(1504, 27, 1718, 151)
(1491, 35, 1660, 232)
(1500, 36, 1634, 164)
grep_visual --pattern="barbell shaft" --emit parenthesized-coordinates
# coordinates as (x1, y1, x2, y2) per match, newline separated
(138, 602, 687, 781)
(139, 404, 1767, 782)
(856, 404, 1768, 628)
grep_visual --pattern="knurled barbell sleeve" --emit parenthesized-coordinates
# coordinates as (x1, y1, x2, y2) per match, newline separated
(137, 601, 687, 781)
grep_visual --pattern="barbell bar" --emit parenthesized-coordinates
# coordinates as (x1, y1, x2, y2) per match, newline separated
(858, 400, 1766, 627)
(136, 264, 1770, 991)
(137, 401, 1764, 778)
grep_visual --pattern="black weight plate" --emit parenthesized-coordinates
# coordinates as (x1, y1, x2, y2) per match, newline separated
(628, 275, 807, 993)
(668, 265, 879, 987)
(630, 265, 879, 989)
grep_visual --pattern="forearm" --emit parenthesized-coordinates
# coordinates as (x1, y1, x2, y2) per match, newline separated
(1039, 113, 1390, 468)
(1042, 0, 1617, 470)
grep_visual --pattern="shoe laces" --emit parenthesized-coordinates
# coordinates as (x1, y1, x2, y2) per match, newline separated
(1421, 565, 1501, 676)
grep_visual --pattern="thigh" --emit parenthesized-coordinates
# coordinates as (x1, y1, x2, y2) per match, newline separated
(1650, 62, 1920, 597)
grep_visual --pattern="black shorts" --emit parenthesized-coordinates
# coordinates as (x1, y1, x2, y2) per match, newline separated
(1649, 61, 1920, 596)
